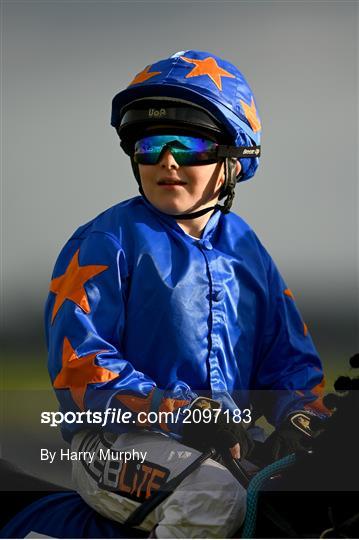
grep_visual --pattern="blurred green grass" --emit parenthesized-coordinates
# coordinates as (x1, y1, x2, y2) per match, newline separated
(1, 353, 51, 391)
(1, 351, 344, 392)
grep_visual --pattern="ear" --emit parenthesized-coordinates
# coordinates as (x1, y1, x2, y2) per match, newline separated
(215, 162, 226, 187)
(235, 161, 242, 176)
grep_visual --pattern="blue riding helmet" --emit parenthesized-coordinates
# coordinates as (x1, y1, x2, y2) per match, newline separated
(111, 50, 262, 183)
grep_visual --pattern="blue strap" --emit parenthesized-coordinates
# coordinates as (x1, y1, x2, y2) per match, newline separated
(241, 453, 296, 538)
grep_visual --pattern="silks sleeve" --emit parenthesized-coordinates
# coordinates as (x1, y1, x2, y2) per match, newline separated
(45, 231, 194, 442)
(253, 252, 330, 427)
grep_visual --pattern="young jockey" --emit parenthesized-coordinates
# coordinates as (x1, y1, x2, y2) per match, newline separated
(45, 50, 328, 538)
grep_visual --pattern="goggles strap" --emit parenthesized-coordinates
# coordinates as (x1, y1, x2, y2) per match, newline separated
(217, 145, 261, 159)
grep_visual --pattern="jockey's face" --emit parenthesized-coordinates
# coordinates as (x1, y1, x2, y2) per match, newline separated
(138, 148, 240, 217)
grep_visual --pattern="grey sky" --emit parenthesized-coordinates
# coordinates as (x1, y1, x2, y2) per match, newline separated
(2, 1, 358, 348)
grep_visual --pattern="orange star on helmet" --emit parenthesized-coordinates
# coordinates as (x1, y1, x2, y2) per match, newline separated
(239, 96, 261, 133)
(129, 65, 162, 86)
(181, 55, 235, 91)
(53, 337, 118, 410)
(49, 249, 108, 323)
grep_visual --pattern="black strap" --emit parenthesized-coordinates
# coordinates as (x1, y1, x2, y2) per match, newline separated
(215, 157, 237, 214)
(124, 448, 216, 528)
(217, 145, 261, 159)
(170, 205, 218, 220)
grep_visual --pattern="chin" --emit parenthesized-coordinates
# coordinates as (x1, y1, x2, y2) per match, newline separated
(146, 195, 191, 216)
(155, 202, 189, 215)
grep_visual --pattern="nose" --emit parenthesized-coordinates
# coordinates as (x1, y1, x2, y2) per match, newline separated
(158, 148, 180, 169)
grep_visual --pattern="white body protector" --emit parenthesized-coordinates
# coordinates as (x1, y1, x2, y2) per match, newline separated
(71, 430, 246, 538)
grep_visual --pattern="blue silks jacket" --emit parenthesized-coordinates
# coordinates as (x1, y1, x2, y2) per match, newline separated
(45, 196, 326, 442)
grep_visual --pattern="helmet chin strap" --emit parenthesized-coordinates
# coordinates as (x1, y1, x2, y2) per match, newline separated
(131, 157, 238, 219)
(216, 157, 238, 214)
(145, 197, 218, 219)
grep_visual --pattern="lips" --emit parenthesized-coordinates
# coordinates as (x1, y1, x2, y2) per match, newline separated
(157, 178, 187, 186)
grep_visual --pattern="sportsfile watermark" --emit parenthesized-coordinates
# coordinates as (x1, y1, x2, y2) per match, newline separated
(41, 407, 252, 427)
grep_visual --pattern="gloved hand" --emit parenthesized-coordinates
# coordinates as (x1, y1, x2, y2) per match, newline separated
(181, 397, 254, 460)
(263, 410, 325, 462)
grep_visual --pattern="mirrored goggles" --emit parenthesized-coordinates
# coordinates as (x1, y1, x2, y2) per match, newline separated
(133, 134, 219, 166)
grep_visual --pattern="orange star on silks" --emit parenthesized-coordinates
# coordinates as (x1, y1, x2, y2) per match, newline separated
(284, 288, 308, 336)
(53, 337, 118, 410)
(116, 390, 154, 427)
(129, 65, 162, 86)
(296, 375, 332, 416)
(49, 249, 108, 323)
(116, 391, 189, 431)
(158, 397, 190, 432)
(239, 96, 261, 133)
(181, 56, 235, 91)
(284, 288, 295, 300)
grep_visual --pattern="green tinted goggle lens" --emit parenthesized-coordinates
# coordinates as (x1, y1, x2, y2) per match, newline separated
(133, 135, 219, 166)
